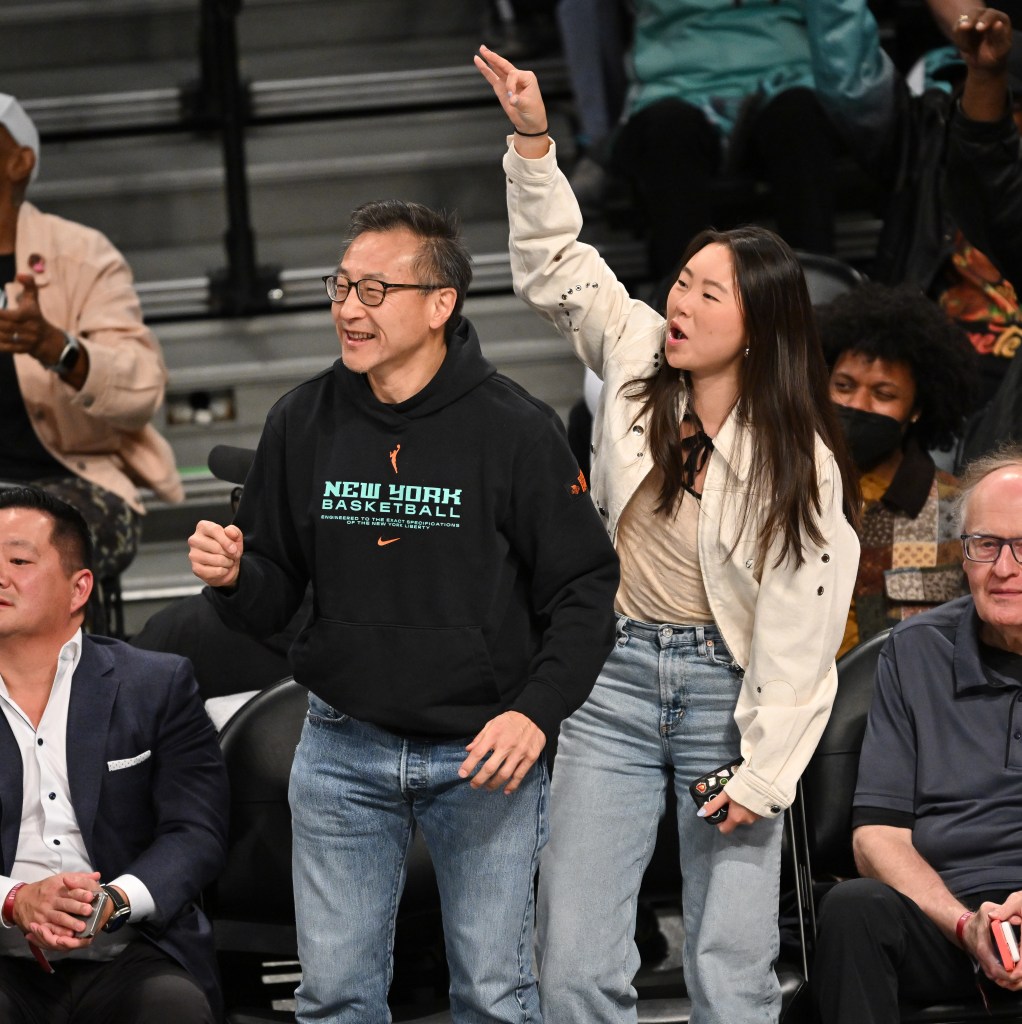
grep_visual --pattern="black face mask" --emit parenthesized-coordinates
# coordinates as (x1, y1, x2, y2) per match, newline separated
(833, 404, 904, 471)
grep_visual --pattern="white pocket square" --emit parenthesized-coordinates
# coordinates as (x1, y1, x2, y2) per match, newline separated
(107, 750, 151, 772)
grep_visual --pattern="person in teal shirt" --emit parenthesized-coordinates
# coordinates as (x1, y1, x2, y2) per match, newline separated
(611, 0, 866, 281)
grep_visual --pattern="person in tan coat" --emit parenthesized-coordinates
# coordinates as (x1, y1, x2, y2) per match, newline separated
(0, 94, 181, 595)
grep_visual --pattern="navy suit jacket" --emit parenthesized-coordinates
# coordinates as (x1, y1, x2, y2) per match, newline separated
(0, 636, 229, 1017)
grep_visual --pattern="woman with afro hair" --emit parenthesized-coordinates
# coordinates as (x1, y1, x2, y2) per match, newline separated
(818, 281, 981, 655)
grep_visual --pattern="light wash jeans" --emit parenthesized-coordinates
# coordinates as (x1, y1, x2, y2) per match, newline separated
(537, 617, 783, 1024)
(289, 694, 547, 1024)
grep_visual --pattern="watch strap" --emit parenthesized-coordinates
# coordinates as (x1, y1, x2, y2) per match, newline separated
(100, 883, 131, 932)
(45, 332, 81, 377)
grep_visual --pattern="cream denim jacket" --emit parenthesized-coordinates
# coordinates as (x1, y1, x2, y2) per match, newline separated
(6, 202, 182, 511)
(505, 140, 860, 816)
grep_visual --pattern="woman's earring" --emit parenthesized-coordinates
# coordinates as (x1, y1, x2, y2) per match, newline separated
(744, 347, 750, 358)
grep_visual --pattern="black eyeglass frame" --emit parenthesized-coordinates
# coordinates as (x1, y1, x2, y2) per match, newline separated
(960, 533, 1022, 565)
(322, 274, 446, 306)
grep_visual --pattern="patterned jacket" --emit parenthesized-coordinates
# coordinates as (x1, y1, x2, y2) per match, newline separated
(841, 439, 965, 656)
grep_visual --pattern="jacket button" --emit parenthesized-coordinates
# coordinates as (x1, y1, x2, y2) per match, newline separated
(553, 254, 562, 262)
(821, 553, 830, 563)
(590, 443, 595, 453)
(770, 805, 781, 815)
(599, 506, 608, 517)
(632, 425, 644, 434)
(817, 586, 824, 595)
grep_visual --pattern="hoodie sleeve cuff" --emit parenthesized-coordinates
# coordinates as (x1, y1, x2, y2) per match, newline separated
(509, 680, 570, 747)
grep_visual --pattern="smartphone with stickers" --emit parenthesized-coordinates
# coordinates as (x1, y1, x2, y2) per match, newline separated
(992, 918, 1020, 971)
(71, 890, 109, 940)
(689, 758, 744, 824)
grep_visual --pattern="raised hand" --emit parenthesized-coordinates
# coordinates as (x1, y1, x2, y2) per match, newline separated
(953, 8, 1013, 72)
(474, 45, 550, 147)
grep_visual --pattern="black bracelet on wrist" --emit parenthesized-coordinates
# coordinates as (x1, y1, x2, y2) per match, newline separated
(514, 125, 549, 137)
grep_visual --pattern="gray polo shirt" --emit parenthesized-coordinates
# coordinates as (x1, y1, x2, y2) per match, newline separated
(853, 595, 1022, 899)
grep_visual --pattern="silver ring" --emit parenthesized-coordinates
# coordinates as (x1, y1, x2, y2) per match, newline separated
(957, 12, 970, 23)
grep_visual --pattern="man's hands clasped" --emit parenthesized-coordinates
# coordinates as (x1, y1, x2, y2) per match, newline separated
(9, 872, 110, 951)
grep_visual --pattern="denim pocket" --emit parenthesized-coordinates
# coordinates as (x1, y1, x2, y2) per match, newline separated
(706, 636, 742, 673)
(307, 692, 349, 727)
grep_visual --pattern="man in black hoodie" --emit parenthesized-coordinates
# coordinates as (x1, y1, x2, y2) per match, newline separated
(188, 199, 619, 1023)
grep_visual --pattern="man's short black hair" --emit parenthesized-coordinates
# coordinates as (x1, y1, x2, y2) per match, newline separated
(341, 199, 473, 321)
(0, 486, 94, 574)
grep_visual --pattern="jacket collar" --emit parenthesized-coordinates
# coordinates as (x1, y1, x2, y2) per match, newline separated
(66, 638, 118, 863)
(0, 715, 20, 874)
(709, 405, 753, 483)
(881, 437, 936, 519)
(677, 388, 752, 482)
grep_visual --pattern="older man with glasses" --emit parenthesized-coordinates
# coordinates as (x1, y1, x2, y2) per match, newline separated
(811, 443, 1022, 1023)
(188, 198, 619, 1023)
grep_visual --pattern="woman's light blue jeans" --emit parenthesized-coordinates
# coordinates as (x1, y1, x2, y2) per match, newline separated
(289, 694, 547, 1024)
(537, 618, 783, 1024)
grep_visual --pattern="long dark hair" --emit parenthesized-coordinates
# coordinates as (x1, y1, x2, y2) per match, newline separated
(628, 226, 859, 569)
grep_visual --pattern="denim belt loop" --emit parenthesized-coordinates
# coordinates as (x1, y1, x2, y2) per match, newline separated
(695, 624, 708, 657)
(615, 615, 630, 645)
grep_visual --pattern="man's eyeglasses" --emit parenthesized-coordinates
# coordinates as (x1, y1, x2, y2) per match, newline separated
(960, 534, 1022, 565)
(322, 275, 444, 307)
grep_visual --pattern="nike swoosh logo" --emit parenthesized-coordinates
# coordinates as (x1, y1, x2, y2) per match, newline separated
(377, 537, 400, 547)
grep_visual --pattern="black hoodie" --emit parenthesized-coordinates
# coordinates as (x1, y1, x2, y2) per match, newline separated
(207, 316, 619, 741)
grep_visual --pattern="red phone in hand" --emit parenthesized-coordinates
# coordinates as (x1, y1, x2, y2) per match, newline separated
(992, 918, 1020, 971)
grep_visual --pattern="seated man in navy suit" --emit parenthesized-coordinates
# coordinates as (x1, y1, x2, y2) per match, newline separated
(0, 486, 229, 1023)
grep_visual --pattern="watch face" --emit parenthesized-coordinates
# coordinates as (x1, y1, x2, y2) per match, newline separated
(60, 341, 81, 373)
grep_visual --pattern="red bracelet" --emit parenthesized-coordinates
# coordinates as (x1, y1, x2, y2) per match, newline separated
(956, 910, 975, 945)
(2, 883, 25, 927)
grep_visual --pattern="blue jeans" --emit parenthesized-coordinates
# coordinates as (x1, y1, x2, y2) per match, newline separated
(537, 618, 783, 1024)
(289, 694, 547, 1024)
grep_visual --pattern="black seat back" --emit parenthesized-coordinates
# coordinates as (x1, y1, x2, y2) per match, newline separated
(213, 677, 308, 929)
(801, 629, 890, 880)
(795, 250, 865, 308)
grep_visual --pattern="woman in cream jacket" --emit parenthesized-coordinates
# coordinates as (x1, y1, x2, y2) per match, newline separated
(477, 47, 860, 1024)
